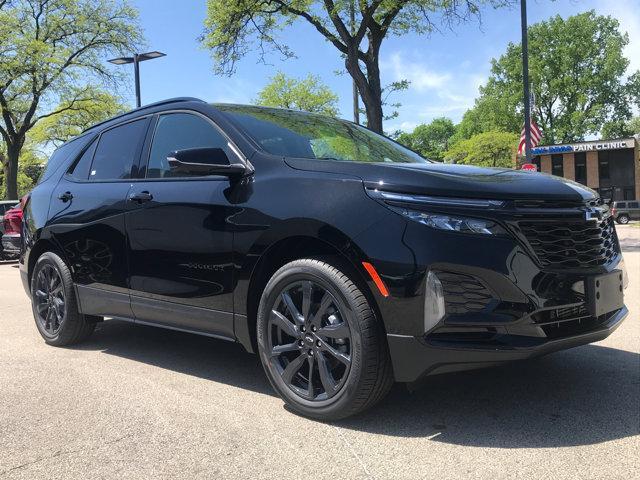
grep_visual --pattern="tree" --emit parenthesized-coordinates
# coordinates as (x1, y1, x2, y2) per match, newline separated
(29, 89, 127, 148)
(0, 0, 142, 200)
(445, 130, 518, 168)
(201, 0, 508, 134)
(464, 11, 640, 145)
(396, 117, 455, 161)
(255, 72, 339, 116)
(601, 116, 640, 139)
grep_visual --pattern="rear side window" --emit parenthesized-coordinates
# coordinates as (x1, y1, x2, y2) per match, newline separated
(616, 202, 626, 208)
(89, 119, 147, 181)
(146, 113, 230, 178)
(68, 139, 97, 180)
(37, 138, 89, 184)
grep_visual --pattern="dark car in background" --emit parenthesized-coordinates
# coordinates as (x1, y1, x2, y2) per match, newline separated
(612, 200, 639, 224)
(1, 200, 19, 260)
(19, 98, 628, 420)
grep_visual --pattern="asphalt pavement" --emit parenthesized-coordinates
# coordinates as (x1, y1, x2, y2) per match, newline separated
(0, 226, 638, 479)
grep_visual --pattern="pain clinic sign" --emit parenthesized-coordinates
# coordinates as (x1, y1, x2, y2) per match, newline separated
(531, 138, 635, 155)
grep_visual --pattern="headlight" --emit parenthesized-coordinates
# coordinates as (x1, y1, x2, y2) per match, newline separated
(398, 208, 507, 235)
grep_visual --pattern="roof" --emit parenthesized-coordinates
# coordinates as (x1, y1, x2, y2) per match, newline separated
(81, 97, 206, 133)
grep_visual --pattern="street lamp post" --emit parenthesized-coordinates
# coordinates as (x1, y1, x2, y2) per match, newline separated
(108, 51, 166, 108)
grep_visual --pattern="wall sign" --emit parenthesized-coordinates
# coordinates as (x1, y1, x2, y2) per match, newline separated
(531, 138, 635, 155)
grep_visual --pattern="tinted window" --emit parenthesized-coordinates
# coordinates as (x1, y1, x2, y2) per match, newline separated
(574, 152, 586, 184)
(68, 139, 97, 180)
(616, 202, 626, 208)
(629, 202, 639, 209)
(147, 113, 230, 178)
(90, 119, 147, 181)
(598, 152, 610, 180)
(218, 105, 429, 164)
(551, 154, 564, 176)
(37, 137, 90, 184)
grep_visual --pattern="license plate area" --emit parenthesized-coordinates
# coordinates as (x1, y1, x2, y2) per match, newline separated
(586, 270, 624, 317)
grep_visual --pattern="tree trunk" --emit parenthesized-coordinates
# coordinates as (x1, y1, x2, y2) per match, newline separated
(4, 143, 20, 200)
(344, 48, 384, 134)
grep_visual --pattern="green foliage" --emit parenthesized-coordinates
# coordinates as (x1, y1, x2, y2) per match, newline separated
(201, 0, 509, 133)
(0, 0, 142, 199)
(458, 11, 639, 144)
(396, 117, 456, 161)
(601, 116, 640, 139)
(29, 89, 127, 147)
(445, 130, 518, 168)
(255, 72, 339, 116)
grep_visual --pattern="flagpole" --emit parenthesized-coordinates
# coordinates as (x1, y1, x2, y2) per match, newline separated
(520, 0, 533, 163)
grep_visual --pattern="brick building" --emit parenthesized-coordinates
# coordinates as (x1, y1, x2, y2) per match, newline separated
(527, 137, 639, 202)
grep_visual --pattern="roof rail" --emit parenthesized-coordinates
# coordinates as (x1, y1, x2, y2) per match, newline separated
(82, 97, 206, 133)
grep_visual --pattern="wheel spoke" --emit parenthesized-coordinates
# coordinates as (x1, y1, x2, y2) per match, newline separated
(318, 322, 350, 339)
(281, 353, 306, 384)
(36, 301, 48, 314)
(307, 356, 315, 398)
(35, 289, 47, 299)
(309, 291, 332, 326)
(316, 351, 337, 395)
(281, 291, 303, 325)
(301, 281, 312, 322)
(270, 310, 299, 338)
(320, 341, 351, 366)
(271, 342, 299, 357)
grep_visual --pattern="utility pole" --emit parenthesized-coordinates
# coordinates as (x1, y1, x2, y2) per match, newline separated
(350, 1, 360, 125)
(520, 0, 532, 163)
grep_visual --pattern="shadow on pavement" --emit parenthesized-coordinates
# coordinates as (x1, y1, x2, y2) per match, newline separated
(79, 319, 639, 448)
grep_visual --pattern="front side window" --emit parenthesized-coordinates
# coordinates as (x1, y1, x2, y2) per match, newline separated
(146, 113, 230, 178)
(89, 119, 147, 181)
(217, 105, 429, 164)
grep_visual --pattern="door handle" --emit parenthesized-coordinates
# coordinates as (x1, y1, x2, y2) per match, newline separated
(128, 191, 153, 203)
(57, 191, 73, 202)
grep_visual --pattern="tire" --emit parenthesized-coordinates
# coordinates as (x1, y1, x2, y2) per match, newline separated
(617, 214, 630, 225)
(257, 257, 393, 420)
(30, 251, 95, 346)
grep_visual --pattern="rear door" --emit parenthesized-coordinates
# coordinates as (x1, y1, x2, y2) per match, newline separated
(48, 117, 150, 318)
(125, 111, 240, 338)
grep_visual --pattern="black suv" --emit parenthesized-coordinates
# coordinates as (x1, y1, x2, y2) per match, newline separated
(20, 98, 628, 420)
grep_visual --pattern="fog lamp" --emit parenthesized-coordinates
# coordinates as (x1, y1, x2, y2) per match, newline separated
(425, 271, 446, 333)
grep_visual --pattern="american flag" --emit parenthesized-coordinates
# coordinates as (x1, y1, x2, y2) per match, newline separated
(517, 119, 542, 155)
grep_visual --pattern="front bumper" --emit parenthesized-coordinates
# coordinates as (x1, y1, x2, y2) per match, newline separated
(388, 306, 628, 382)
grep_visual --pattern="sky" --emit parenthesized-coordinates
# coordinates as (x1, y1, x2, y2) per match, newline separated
(126, 0, 639, 134)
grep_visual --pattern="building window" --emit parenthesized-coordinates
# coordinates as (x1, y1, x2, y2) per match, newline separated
(623, 187, 635, 200)
(532, 156, 541, 172)
(551, 154, 564, 177)
(574, 152, 586, 184)
(598, 151, 610, 180)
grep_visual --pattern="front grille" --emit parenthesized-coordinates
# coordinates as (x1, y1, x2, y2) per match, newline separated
(533, 305, 617, 339)
(517, 216, 618, 269)
(436, 271, 493, 314)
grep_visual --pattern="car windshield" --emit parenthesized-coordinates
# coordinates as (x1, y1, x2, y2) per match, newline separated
(216, 105, 429, 164)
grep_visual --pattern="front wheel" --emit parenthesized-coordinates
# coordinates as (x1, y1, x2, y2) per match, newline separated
(617, 214, 630, 225)
(257, 258, 393, 420)
(31, 251, 95, 346)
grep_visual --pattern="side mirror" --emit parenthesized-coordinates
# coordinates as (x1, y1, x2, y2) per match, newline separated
(167, 147, 247, 177)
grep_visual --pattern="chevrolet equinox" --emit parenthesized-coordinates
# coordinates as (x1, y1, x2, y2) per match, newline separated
(20, 98, 628, 420)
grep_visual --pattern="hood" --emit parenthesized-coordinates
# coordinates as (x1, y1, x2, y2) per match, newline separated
(284, 158, 597, 201)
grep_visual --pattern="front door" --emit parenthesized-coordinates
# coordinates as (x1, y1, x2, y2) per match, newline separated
(125, 111, 239, 338)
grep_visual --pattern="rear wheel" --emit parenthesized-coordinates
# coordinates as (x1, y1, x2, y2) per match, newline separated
(31, 251, 95, 346)
(617, 214, 630, 224)
(257, 258, 393, 420)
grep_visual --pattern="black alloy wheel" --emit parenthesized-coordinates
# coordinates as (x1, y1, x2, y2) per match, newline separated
(257, 258, 394, 421)
(31, 251, 96, 346)
(268, 280, 352, 401)
(34, 264, 66, 336)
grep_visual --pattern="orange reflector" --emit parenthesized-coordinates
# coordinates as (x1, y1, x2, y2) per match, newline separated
(362, 261, 389, 297)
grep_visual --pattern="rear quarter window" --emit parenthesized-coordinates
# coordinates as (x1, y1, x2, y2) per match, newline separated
(38, 135, 93, 184)
(628, 202, 639, 209)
